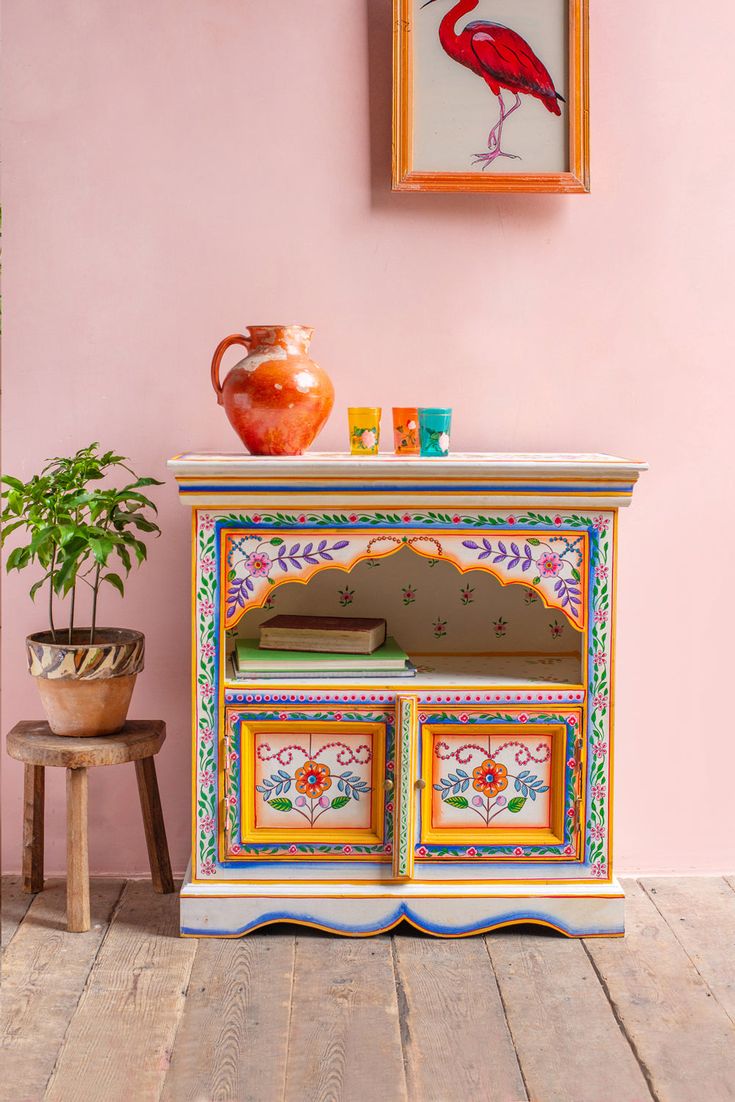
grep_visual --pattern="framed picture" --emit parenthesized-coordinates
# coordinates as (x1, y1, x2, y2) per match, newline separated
(392, 0, 589, 193)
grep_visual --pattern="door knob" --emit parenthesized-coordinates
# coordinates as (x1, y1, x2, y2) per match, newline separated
(415, 778, 426, 790)
(384, 778, 394, 793)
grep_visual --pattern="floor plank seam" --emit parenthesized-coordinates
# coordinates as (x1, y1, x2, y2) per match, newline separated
(390, 938, 413, 1098)
(158, 920, 200, 1101)
(481, 937, 530, 1102)
(41, 878, 129, 1101)
(581, 937, 661, 1102)
(639, 879, 735, 1028)
(280, 934, 299, 1102)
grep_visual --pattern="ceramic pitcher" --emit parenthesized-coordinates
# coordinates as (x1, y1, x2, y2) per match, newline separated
(210, 325, 334, 456)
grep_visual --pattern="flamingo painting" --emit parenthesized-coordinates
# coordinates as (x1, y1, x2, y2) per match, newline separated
(421, 0, 565, 169)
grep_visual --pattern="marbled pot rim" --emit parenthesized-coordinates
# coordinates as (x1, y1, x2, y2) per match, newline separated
(26, 628, 145, 681)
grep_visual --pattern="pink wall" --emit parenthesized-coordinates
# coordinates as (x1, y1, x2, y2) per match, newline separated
(2, 0, 733, 876)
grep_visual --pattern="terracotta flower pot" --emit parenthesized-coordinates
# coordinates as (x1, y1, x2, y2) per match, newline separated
(26, 628, 145, 737)
(210, 324, 334, 455)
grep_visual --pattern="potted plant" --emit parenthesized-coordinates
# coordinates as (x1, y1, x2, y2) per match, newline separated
(1, 443, 162, 736)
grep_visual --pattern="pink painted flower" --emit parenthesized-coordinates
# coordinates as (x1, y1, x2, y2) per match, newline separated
(343, 845, 353, 855)
(466, 847, 478, 857)
(513, 847, 523, 856)
(298, 514, 307, 523)
(201, 641, 215, 658)
(549, 620, 564, 639)
(472, 795, 484, 808)
(492, 617, 507, 638)
(593, 692, 608, 712)
(200, 726, 214, 744)
(200, 555, 216, 574)
(384, 843, 393, 854)
(288, 844, 298, 854)
(199, 769, 215, 788)
(200, 814, 215, 833)
(386, 759, 395, 772)
(386, 802, 394, 813)
(593, 741, 608, 758)
(538, 552, 562, 577)
(590, 823, 605, 841)
(229, 752, 238, 765)
(596, 564, 609, 580)
(518, 713, 529, 723)
(593, 516, 610, 532)
(554, 515, 563, 526)
(279, 712, 288, 721)
(349, 513, 358, 522)
(507, 515, 516, 525)
(567, 757, 577, 769)
(402, 585, 417, 605)
(318, 796, 330, 808)
(227, 794, 237, 806)
(568, 715, 578, 727)
(591, 862, 608, 878)
(567, 807, 575, 819)
(402, 513, 412, 523)
(495, 795, 507, 808)
(458, 712, 469, 723)
(230, 843, 241, 854)
(594, 608, 609, 625)
(200, 858, 217, 876)
(452, 514, 461, 524)
(201, 682, 215, 698)
(416, 846, 428, 857)
(252, 514, 262, 523)
(246, 551, 271, 577)
(199, 599, 214, 617)
(593, 651, 606, 667)
(563, 845, 574, 856)
(591, 783, 606, 800)
(200, 514, 215, 531)
(295, 796, 307, 807)
(360, 429, 377, 450)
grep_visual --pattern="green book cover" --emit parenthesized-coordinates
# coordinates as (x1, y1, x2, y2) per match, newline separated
(235, 636, 409, 673)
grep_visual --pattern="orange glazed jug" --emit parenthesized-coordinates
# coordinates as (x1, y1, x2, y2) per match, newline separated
(210, 325, 335, 455)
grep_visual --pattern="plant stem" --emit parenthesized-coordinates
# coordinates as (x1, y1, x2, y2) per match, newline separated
(48, 548, 58, 643)
(68, 584, 76, 645)
(90, 564, 101, 645)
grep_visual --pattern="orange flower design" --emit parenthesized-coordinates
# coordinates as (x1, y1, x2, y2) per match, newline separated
(295, 760, 332, 799)
(472, 758, 508, 798)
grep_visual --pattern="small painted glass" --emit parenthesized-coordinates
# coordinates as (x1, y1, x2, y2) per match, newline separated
(348, 407, 381, 455)
(418, 408, 452, 457)
(392, 408, 420, 454)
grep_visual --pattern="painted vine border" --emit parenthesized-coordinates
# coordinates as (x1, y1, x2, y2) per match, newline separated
(192, 509, 612, 879)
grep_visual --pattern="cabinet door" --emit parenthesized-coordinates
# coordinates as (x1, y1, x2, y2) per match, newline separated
(222, 707, 394, 862)
(416, 707, 583, 861)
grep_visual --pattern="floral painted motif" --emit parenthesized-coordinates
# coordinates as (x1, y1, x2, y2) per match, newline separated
(433, 735, 550, 828)
(492, 616, 508, 638)
(402, 585, 417, 605)
(226, 537, 349, 618)
(460, 584, 475, 605)
(549, 619, 564, 639)
(338, 586, 355, 606)
(433, 617, 447, 638)
(524, 587, 539, 605)
(461, 535, 583, 619)
(472, 758, 508, 798)
(256, 740, 371, 826)
(295, 760, 333, 799)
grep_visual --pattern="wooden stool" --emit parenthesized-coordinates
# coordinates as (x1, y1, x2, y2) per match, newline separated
(7, 720, 174, 932)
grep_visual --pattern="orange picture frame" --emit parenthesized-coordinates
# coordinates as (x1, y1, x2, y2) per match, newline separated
(392, 0, 589, 194)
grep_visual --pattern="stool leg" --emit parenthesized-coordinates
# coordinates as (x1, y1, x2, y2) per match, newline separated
(135, 756, 174, 894)
(22, 764, 45, 894)
(66, 767, 90, 932)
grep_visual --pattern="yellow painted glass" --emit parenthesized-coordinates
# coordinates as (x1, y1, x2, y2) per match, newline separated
(348, 407, 381, 455)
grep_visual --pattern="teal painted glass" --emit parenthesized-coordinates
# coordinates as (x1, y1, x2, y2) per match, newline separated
(418, 408, 452, 456)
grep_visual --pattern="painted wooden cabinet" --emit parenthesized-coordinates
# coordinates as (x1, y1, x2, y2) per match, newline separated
(168, 452, 645, 937)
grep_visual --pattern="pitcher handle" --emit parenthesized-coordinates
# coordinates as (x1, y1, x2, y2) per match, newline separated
(211, 333, 250, 406)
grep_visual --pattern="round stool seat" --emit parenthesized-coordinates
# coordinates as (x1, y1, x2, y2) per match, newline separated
(7, 720, 166, 769)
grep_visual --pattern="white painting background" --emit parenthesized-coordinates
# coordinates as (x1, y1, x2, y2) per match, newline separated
(412, 0, 569, 174)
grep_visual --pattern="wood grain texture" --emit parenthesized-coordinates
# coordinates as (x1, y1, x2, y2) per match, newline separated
(585, 879, 735, 1102)
(284, 934, 407, 1102)
(1, 876, 36, 951)
(486, 931, 652, 1102)
(66, 767, 90, 933)
(44, 880, 195, 1102)
(22, 764, 45, 894)
(135, 755, 174, 894)
(394, 933, 526, 1101)
(162, 934, 295, 1102)
(0, 878, 123, 1102)
(641, 876, 735, 1025)
(7, 719, 165, 769)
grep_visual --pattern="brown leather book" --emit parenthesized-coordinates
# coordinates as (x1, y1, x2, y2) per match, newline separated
(259, 615, 388, 654)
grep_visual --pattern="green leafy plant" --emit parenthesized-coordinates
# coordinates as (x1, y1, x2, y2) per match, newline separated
(1, 443, 162, 644)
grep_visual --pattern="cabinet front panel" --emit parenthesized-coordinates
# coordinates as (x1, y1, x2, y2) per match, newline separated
(416, 708, 583, 861)
(222, 708, 394, 862)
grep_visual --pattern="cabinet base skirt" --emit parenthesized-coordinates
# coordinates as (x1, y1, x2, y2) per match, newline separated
(179, 867, 625, 938)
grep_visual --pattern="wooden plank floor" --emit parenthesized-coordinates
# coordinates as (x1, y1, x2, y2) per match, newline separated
(2, 877, 734, 1102)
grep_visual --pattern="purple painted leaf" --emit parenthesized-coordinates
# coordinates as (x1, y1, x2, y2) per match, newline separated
(332, 540, 349, 551)
(289, 558, 303, 570)
(524, 544, 533, 557)
(493, 553, 506, 564)
(478, 550, 491, 560)
(462, 540, 480, 550)
(498, 541, 507, 554)
(320, 551, 333, 560)
(482, 538, 493, 551)
(304, 556, 319, 565)
(318, 540, 327, 551)
(554, 580, 563, 593)
(277, 558, 288, 572)
(521, 559, 531, 572)
(289, 543, 300, 555)
(508, 557, 520, 569)
(303, 543, 313, 555)
(277, 544, 287, 558)
(511, 543, 520, 556)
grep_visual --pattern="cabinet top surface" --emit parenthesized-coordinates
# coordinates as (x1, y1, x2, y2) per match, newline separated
(168, 451, 647, 479)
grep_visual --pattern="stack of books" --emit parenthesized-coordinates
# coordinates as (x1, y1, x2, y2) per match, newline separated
(231, 615, 416, 680)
